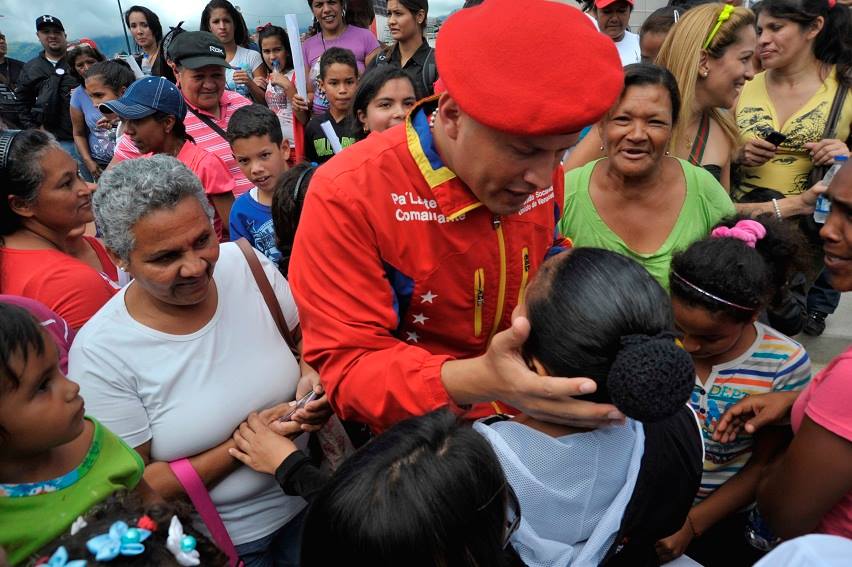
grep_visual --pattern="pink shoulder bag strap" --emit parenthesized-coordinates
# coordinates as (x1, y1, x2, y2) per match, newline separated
(168, 458, 244, 566)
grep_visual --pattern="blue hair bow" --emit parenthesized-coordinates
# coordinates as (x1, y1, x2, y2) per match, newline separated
(40, 546, 86, 567)
(86, 521, 151, 561)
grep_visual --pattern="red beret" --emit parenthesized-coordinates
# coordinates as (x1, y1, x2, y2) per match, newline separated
(436, 0, 624, 136)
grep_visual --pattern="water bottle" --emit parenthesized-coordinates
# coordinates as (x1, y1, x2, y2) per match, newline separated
(814, 155, 849, 223)
(744, 507, 781, 552)
(234, 64, 252, 97)
(271, 60, 284, 94)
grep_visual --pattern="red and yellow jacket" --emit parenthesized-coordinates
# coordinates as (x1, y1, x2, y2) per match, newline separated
(290, 102, 568, 432)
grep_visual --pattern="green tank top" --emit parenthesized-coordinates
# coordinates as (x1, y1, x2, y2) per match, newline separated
(0, 418, 144, 565)
(558, 158, 735, 289)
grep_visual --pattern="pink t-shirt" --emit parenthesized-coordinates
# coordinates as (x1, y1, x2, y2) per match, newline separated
(113, 90, 253, 196)
(302, 25, 379, 114)
(791, 346, 852, 537)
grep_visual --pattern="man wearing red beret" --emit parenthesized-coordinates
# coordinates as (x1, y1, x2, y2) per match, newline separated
(290, 0, 625, 432)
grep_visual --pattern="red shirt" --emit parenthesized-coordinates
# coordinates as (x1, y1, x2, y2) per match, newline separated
(290, 101, 568, 432)
(0, 237, 118, 330)
(113, 90, 252, 196)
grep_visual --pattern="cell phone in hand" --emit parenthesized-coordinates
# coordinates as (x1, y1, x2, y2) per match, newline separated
(762, 130, 787, 146)
(278, 390, 320, 422)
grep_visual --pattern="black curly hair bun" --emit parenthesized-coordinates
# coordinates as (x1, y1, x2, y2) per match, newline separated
(608, 333, 695, 422)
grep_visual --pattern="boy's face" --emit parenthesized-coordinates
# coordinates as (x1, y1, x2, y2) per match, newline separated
(320, 62, 357, 113)
(232, 134, 291, 193)
(0, 334, 85, 458)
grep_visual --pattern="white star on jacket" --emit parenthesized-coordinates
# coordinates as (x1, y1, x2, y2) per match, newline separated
(406, 331, 420, 343)
(413, 313, 429, 325)
(420, 291, 437, 304)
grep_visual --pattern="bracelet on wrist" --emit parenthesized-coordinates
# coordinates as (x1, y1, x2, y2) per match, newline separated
(686, 513, 701, 538)
(771, 198, 783, 221)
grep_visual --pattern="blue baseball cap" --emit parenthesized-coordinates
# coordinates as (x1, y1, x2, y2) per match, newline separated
(99, 76, 187, 121)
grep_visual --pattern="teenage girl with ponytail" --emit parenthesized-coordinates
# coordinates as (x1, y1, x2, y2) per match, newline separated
(228, 247, 703, 565)
(474, 248, 703, 566)
(658, 215, 814, 565)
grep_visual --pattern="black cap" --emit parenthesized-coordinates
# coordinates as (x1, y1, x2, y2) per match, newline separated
(167, 31, 232, 70)
(36, 15, 65, 32)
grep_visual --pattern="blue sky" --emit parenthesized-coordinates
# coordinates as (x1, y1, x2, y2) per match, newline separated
(0, 1, 465, 43)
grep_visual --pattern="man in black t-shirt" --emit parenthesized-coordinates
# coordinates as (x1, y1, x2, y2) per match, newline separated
(15, 16, 79, 145)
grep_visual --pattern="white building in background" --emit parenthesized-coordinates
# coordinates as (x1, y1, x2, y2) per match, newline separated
(631, 0, 670, 28)
(372, 0, 670, 46)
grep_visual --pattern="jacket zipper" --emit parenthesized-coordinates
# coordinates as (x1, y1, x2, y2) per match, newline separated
(518, 247, 530, 307)
(489, 215, 507, 341)
(474, 268, 485, 337)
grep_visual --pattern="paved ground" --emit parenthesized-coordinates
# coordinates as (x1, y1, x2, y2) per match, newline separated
(797, 293, 851, 370)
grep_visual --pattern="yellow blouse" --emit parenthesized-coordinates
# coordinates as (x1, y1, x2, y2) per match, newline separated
(736, 67, 852, 196)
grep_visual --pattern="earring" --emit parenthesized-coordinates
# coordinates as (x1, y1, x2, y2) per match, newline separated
(599, 145, 604, 152)
(665, 150, 671, 156)
(702, 70, 709, 77)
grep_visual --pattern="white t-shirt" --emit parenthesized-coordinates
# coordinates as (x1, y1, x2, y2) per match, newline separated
(265, 69, 296, 147)
(70, 242, 305, 545)
(226, 46, 264, 97)
(615, 30, 641, 66)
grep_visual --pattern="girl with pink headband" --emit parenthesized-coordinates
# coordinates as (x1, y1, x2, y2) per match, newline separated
(658, 215, 814, 564)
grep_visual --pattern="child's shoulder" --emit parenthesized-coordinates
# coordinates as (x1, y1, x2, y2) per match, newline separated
(307, 111, 332, 128)
(231, 189, 271, 219)
(753, 322, 808, 361)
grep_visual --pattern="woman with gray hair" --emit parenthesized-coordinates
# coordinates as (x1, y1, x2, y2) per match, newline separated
(69, 154, 332, 566)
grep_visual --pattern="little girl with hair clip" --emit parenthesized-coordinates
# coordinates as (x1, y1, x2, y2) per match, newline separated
(0, 304, 149, 566)
(30, 491, 228, 566)
(659, 216, 814, 565)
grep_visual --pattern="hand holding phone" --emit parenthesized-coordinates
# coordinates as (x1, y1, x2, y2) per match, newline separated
(762, 130, 787, 147)
(278, 389, 321, 422)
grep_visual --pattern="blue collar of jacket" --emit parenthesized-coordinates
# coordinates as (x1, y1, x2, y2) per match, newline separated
(405, 96, 484, 220)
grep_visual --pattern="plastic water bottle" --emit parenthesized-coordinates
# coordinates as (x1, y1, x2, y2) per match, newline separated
(814, 155, 849, 223)
(744, 507, 780, 552)
(271, 60, 284, 94)
(234, 64, 252, 97)
(266, 60, 288, 119)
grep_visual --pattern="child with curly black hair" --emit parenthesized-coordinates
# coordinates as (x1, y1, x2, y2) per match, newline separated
(659, 215, 814, 565)
(28, 491, 228, 566)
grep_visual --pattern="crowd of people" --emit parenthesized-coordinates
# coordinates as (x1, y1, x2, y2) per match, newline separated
(0, 0, 851, 565)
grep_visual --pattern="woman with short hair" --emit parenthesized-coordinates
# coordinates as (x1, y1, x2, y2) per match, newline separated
(104, 76, 235, 241)
(559, 63, 735, 288)
(71, 154, 331, 566)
